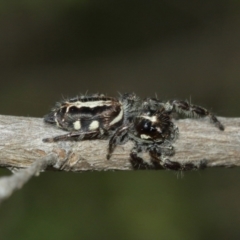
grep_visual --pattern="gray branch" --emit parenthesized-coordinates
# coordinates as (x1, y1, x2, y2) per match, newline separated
(0, 114, 239, 172)
(0, 114, 238, 204)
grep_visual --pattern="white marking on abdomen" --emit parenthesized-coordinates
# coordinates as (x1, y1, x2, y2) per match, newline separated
(109, 107, 123, 126)
(73, 120, 81, 130)
(89, 120, 99, 130)
(66, 100, 113, 109)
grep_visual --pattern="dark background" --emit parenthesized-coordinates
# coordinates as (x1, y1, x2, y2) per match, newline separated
(0, 1, 240, 239)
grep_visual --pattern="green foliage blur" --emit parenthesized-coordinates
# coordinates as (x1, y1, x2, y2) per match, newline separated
(0, 1, 240, 239)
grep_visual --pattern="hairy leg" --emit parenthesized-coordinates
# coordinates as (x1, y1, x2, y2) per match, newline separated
(171, 100, 224, 130)
(107, 125, 130, 160)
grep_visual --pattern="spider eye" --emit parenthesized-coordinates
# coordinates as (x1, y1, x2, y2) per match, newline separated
(143, 121, 152, 131)
(143, 121, 156, 132)
(135, 118, 163, 141)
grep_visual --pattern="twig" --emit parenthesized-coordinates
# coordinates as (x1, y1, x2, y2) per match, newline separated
(0, 115, 239, 172)
(0, 154, 57, 204)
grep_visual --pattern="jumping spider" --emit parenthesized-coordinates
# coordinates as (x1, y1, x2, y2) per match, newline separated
(43, 93, 224, 171)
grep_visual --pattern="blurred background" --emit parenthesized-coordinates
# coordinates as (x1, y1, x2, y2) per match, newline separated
(0, 0, 240, 239)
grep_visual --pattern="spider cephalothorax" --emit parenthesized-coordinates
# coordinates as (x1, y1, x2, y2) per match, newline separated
(134, 106, 174, 141)
(43, 93, 224, 171)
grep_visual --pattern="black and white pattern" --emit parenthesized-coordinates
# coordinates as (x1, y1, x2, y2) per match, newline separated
(43, 93, 224, 171)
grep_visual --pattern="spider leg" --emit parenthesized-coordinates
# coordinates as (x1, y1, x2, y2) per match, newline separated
(149, 149, 206, 171)
(130, 145, 156, 169)
(130, 142, 206, 171)
(130, 143, 175, 170)
(170, 100, 224, 130)
(107, 125, 130, 160)
(42, 130, 100, 142)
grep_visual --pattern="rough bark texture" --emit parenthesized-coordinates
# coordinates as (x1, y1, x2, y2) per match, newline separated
(0, 114, 239, 172)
